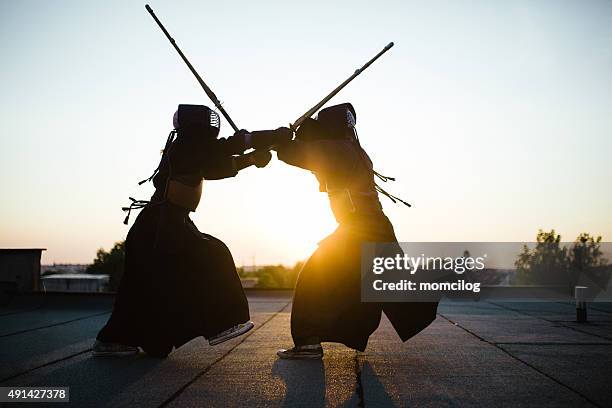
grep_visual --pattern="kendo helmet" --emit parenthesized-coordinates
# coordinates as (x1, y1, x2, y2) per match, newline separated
(173, 104, 220, 139)
(295, 103, 357, 142)
(317, 103, 356, 137)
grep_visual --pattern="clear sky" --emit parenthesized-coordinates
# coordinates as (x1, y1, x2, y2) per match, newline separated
(1, 0, 611, 265)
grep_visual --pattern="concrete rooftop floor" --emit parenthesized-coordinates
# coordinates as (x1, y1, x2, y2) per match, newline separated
(0, 291, 611, 407)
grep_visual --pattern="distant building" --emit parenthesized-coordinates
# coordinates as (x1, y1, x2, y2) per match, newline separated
(240, 277, 259, 288)
(241, 265, 261, 273)
(41, 274, 109, 293)
(0, 248, 46, 293)
(41, 264, 89, 275)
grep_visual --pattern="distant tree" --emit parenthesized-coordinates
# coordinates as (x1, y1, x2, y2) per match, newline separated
(86, 241, 125, 291)
(515, 230, 610, 295)
(239, 262, 303, 289)
(254, 267, 281, 288)
(569, 233, 605, 270)
(286, 262, 303, 288)
(254, 263, 302, 289)
(568, 233, 608, 291)
(515, 229, 568, 285)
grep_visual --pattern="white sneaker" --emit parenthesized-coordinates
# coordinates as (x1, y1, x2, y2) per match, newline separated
(92, 340, 139, 357)
(208, 321, 255, 346)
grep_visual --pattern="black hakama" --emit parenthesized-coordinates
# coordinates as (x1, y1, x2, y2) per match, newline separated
(279, 139, 439, 351)
(97, 203, 249, 356)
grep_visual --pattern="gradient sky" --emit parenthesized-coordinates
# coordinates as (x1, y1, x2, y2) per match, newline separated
(1, 0, 611, 265)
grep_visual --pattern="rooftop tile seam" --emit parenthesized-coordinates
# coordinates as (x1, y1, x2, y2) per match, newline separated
(588, 306, 612, 314)
(494, 342, 612, 346)
(437, 313, 602, 408)
(549, 320, 612, 323)
(0, 348, 92, 384)
(555, 301, 612, 315)
(0, 306, 45, 317)
(486, 301, 612, 342)
(0, 310, 112, 339)
(158, 301, 292, 408)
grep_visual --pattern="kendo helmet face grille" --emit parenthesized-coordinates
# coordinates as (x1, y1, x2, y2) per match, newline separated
(209, 109, 220, 130)
(346, 109, 356, 128)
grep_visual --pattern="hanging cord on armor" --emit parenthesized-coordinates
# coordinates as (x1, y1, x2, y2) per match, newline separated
(374, 184, 411, 207)
(122, 130, 178, 225)
(122, 197, 150, 225)
(138, 130, 177, 185)
(353, 129, 411, 207)
(373, 170, 395, 182)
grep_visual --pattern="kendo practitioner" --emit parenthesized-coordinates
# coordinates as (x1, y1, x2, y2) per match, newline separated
(93, 104, 292, 357)
(275, 103, 439, 359)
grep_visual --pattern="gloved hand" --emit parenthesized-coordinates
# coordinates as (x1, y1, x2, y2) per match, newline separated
(233, 129, 250, 138)
(295, 118, 321, 142)
(251, 128, 293, 149)
(232, 129, 252, 150)
(272, 127, 294, 145)
(251, 150, 272, 168)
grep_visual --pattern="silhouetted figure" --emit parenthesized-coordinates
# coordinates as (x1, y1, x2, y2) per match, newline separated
(275, 103, 438, 359)
(94, 104, 291, 357)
